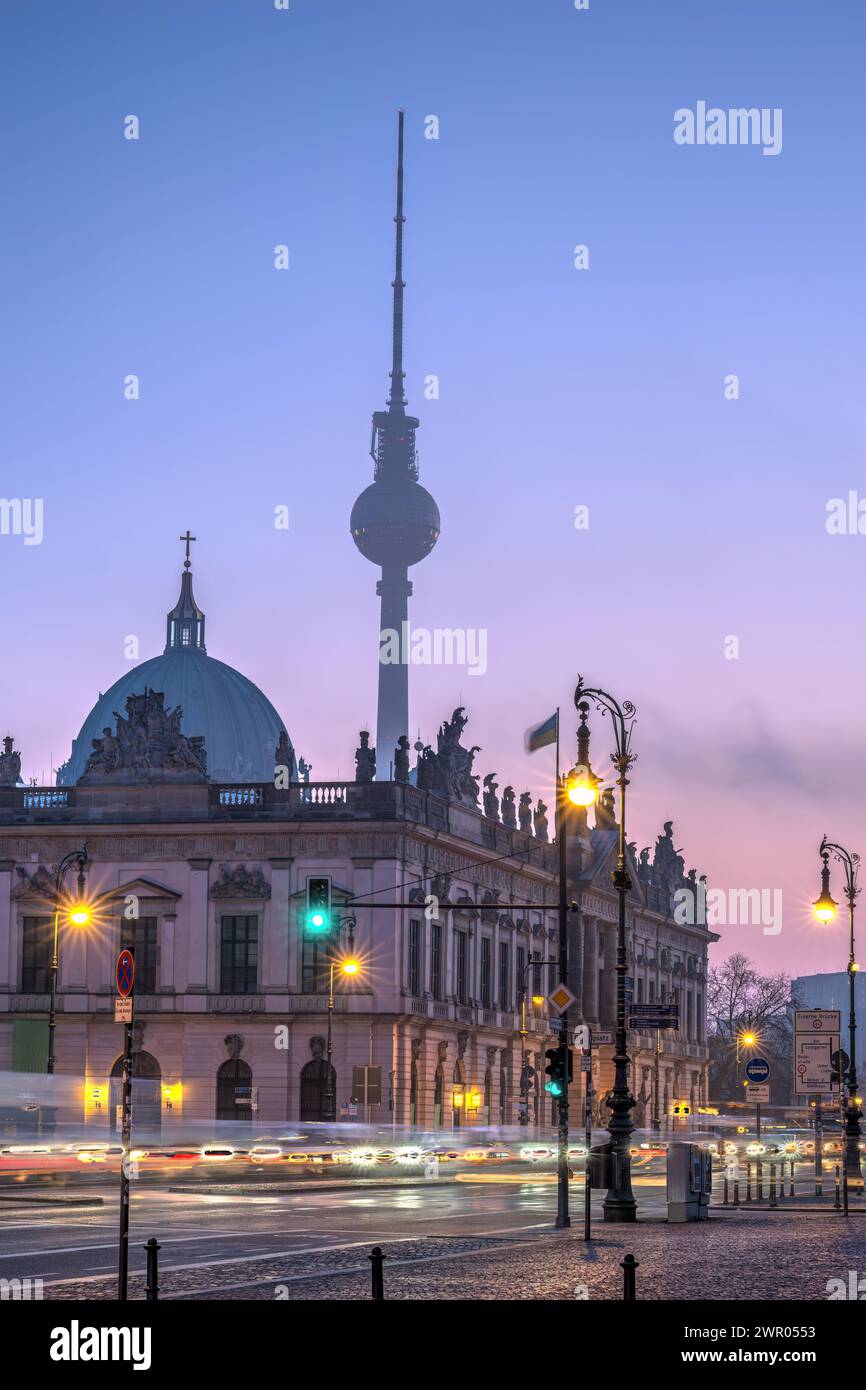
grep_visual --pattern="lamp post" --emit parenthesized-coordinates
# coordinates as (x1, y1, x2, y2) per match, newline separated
(813, 838, 862, 1186)
(735, 1030, 758, 1097)
(47, 845, 90, 1076)
(574, 678, 638, 1223)
(324, 914, 359, 1122)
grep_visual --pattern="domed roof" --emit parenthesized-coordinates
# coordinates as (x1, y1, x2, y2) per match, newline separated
(60, 544, 291, 786)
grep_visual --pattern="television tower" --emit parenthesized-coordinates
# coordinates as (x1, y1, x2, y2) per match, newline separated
(350, 111, 440, 776)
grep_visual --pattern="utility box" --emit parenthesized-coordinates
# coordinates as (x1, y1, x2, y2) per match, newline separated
(667, 1142, 712, 1222)
(588, 1142, 614, 1190)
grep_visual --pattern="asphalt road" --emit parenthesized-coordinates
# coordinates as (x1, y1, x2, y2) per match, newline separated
(1, 1169, 675, 1295)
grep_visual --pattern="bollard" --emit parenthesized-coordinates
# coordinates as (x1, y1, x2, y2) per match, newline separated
(621, 1253, 639, 1301)
(776, 1164, 784, 1202)
(769, 1167, 777, 1207)
(368, 1245, 387, 1300)
(757, 1159, 764, 1202)
(834, 1164, 841, 1211)
(789, 1159, 795, 1199)
(144, 1237, 161, 1302)
(733, 1173, 740, 1207)
(722, 1176, 729, 1206)
(746, 1160, 752, 1202)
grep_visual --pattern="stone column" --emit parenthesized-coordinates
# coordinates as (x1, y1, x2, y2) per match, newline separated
(266, 859, 292, 990)
(582, 916, 598, 1022)
(602, 927, 617, 1025)
(0, 860, 14, 992)
(186, 859, 211, 994)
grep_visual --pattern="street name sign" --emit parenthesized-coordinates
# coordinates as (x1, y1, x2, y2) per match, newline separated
(795, 1009, 840, 1035)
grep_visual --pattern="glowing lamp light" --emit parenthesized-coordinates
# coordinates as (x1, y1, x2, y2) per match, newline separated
(69, 905, 91, 926)
(740, 1032, 757, 1047)
(341, 958, 360, 976)
(813, 892, 837, 923)
(566, 771, 599, 808)
(531, 995, 545, 1008)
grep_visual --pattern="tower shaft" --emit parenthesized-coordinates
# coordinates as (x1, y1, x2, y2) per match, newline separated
(376, 565, 412, 776)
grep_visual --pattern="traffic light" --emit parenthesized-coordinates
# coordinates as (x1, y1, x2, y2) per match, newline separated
(544, 1046, 572, 1096)
(305, 876, 332, 935)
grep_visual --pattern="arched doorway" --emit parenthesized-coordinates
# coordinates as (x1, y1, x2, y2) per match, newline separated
(109, 1051, 161, 1135)
(300, 1057, 336, 1122)
(216, 1058, 253, 1121)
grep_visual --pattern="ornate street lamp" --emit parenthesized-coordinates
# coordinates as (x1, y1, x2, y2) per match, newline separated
(574, 677, 638, 1223)
(47, 845, 90, 1075)
(814, 838, 862, 1185)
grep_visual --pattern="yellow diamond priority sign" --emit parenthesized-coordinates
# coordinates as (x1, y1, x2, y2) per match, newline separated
(547, 982, 577, 1015)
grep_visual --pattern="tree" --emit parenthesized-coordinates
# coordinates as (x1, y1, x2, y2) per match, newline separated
(707, 953, 798, 1102)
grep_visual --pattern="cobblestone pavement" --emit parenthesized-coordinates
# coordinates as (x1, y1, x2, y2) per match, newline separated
(46, 1211, 866, 1301)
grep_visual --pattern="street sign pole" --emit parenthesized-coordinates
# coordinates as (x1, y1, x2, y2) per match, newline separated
(115, 947, 135, 1301)
(815, 1097, 823, 1196)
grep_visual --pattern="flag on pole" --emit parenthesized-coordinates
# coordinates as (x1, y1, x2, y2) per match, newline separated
(524, 710, 558, 753)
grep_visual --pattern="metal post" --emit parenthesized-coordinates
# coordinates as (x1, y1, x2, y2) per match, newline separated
(584, 1044, 592, 1241)
(789, 1158, 795, 1198)
(746, 1159, 752, 1201)
(47, 908, 60, 1075)
(722, 1176, 729, 1206)
(555, 775, 570, 1229)
(368, 1245, 386, 1299)
(621, 1253, 638, 1301)
(834, 1163, 841, 1210)
(733, 1169, 740, 1206)
(769, 1165, 777, 1207)
(815, 1098, 823, 1195)
(144, 1237, 161, 1302)
(756, 1102, 763, 1200)
(117, 1015, 134, 1300)
(325, 959, 335, 1122)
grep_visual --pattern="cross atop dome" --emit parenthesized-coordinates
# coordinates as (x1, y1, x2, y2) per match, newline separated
(180, 530, 196, 570)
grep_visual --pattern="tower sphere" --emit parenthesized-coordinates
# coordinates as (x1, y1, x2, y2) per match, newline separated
(351, 477, 440, 568)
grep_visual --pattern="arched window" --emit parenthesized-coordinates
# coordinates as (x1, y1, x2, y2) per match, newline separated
(433, 1064, 444, 1129)
(452, 1062, 462, 1129)
(110, 1050, 161, 1134)
(216, 1058, 253, 1121)
(300, 1056, 336, 1122)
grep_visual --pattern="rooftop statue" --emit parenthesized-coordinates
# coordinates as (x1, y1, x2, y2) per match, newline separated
(416, 707, 480, 806)
(518, 791, 533, 833)
(0, 736, 22, 787)
(354, 730, 376, 784)
(394, 735, 411, 784)
(82, 688, 207, 781)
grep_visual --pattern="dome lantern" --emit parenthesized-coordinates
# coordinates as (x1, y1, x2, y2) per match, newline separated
(165, 530, 206, 653)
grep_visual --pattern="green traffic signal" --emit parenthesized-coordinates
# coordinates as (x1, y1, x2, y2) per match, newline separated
(306, 876, 332, 935)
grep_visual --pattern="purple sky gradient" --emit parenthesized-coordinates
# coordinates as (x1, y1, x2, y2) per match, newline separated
(2, 0, 865, 976)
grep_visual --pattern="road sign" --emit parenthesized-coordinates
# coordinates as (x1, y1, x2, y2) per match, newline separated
(747, 1083, 770, 1103)
(593, 1030, 614, 1046)
(114, 997, 133, 1024)
(116, 949, 135, 998)
(351, 1065, 382, 1105)
(580, 1054, 592, 1073)
(629, 1005, 679, 1031)
(547, 982, 576, 1015)
(794, 1035, 840, 1094)
(745, 1057, 770, 1083)
(795, 1009, 841, 1035)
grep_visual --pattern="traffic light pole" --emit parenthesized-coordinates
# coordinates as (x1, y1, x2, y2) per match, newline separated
(555, 776, 570, 1229)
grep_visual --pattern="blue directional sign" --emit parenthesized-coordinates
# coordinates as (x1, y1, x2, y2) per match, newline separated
(745, 1057, 770, 1083)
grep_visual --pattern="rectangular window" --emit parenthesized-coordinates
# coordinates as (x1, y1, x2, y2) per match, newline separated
(649, 978, 656, 1003)
(637, 976, 644, 1005)
(408, 919, 421, 997)
(480, 937, 492, 1008)
(219, 915, 258, 994)
(121, 916, 158, 994)
(456, 931, 468, 1004)
(517, 945, 526, 1001)
(431, 922, 442, 1000)
(686, 991, 693, 1040)
(531, 951, 542, 997)
(697, 991, 703, 1043)
(21, 917, 52, 993)
(498, 942, 510, 1011)
(598, 968, 605, 1019)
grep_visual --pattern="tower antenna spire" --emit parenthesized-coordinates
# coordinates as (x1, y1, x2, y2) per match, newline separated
(388, 109, 407, 412)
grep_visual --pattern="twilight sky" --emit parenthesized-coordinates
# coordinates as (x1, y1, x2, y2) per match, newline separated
(2, 0, 865, 976)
